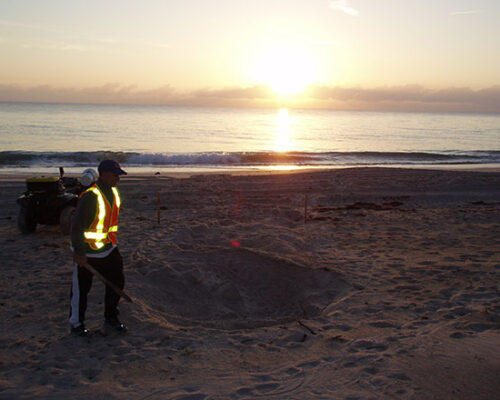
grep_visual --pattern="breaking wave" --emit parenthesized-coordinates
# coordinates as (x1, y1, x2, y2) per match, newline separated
(1, 150, 500, 169)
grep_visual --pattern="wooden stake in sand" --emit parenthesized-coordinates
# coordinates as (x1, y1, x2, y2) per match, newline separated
(157, 191, 161, 225)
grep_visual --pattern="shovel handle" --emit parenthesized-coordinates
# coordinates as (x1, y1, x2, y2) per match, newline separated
(69, 249, 133, 303)
(81, 260, 134, 303)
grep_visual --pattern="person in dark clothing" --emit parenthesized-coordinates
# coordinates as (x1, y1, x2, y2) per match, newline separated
(69, 159, 127, 336)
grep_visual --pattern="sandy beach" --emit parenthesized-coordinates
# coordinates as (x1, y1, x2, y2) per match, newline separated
(0, 167, 499, 399)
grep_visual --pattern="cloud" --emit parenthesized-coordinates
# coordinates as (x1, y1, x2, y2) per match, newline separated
(0, 83, 274, 108)
(0, 83, 499, 113)
(0, 83, 178, 105)
(329, 0, 359, 17)
(0, 18, 69, 36)
(19, 41, 91, 52)
(450, 10, 482, 16)
(304, 84, 500, 113)
(88, 36, 172, 49)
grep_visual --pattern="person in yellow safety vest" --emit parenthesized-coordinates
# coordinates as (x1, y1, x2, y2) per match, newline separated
(69, 159, 127, 336)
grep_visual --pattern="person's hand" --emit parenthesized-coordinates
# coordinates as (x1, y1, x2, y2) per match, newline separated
(73, 253, 87, 266)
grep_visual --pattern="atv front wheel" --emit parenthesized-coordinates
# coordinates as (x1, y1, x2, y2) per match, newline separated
(17, 207, 37, 234)
(60, 206, 76, 235)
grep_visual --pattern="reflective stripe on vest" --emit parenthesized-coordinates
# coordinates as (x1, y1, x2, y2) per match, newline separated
(83, 185, 121, 250)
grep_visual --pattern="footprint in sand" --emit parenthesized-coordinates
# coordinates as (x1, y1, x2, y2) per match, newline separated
(233, 366, 305, 399)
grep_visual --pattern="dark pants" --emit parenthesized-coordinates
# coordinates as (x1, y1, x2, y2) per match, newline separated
(69, 248, 124, 327)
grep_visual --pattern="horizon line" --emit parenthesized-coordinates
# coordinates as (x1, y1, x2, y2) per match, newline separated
(1, 99, 500, 116)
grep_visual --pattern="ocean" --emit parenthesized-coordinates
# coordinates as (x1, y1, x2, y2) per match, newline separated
(1, 102, 499, 174)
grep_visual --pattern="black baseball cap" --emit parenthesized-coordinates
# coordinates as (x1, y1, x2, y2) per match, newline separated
(98, 159, 127, 175)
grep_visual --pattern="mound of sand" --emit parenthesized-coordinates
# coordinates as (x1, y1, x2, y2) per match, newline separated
(139, 248, 350, 329)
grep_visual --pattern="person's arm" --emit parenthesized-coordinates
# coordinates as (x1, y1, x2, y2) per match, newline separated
(71, 192, 96, 265)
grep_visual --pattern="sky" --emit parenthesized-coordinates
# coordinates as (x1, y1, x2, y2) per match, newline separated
(1, 0, 499, 112)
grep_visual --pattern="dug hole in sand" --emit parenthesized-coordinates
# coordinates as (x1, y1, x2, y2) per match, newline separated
(137, 247, 350, 330)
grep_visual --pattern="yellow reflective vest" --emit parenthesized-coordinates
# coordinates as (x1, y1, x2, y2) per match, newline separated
(83, 184, 121, 251)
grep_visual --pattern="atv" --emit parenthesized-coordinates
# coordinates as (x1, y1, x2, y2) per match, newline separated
(16, 168, 84, 234)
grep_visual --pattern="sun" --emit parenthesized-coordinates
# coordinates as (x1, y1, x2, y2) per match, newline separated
(252, 43, 317, 96)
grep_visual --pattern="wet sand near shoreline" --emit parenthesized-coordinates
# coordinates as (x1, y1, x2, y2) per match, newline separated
(0, 167, 499, 399)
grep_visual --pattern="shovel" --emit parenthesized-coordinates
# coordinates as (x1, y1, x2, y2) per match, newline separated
(70, 250, 134, 303)
(81, 260, 134, 303)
